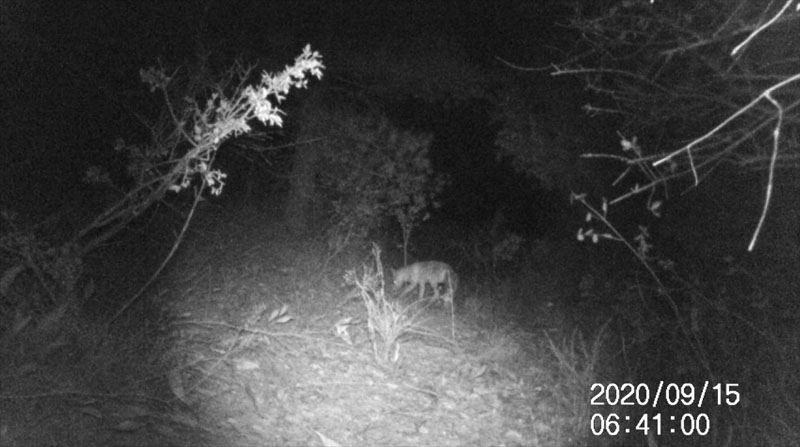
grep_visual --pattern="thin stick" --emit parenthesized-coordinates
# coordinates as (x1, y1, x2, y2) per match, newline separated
(447, 273, 455, 340)
(105, 186, 203, 330)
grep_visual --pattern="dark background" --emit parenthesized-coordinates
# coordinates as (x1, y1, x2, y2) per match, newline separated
(1, 0, 795, 267)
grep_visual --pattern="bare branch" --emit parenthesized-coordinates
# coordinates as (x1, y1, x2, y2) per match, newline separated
(732, 0, 797, 56)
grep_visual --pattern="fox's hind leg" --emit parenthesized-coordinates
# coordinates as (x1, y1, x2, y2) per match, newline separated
(431, 279, 440, 303)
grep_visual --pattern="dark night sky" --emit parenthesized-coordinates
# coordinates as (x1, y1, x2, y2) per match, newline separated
(4, 1, 567, 82)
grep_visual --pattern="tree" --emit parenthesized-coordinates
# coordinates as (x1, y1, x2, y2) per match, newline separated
(1, 46, 323, 316)
(283, 28, 489, 234)
(552, 0, 800, 253)
(493, 81, 589, 192)
(293, 100, 444, 262)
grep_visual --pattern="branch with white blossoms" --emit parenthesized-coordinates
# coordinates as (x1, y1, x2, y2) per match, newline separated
(79, 46, 323, 254)
(142, 45, 322, 193)
(247, 44, 325, 126)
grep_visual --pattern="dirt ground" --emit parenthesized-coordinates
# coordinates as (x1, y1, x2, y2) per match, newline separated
(0, 207, 588, 447)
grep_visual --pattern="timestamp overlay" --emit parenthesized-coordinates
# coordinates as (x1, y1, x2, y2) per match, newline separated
(589, 382, 740, 438)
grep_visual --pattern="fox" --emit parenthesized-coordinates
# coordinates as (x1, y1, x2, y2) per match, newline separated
(392, 261, 458, 304)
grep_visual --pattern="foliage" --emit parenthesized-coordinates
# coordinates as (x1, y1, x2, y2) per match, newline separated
(82, 45, 323, 254)
(493, 83, 584, 192)
(314, 109, 446, 257)
(0, 210, 83, 310)
(1, 46, 323, 317)
(545, 323, 609, 442)
(453, 210, 526, 278)
(560, 0, 799, 138)
(386, 131, 446, 263)
(570, 187, 800, 445)
(344, 244, 426, 365)
(557, 0, 800, 250)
